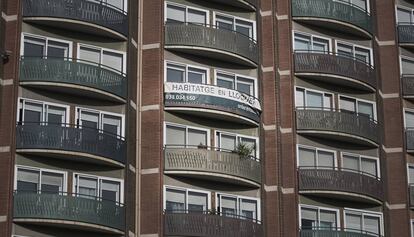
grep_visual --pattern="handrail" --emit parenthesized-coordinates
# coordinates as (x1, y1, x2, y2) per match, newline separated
(295, 106, 378, 124)
(163, 209, 261, 224)
(294, 50, 373, 69)
(298, 166, 380, 180)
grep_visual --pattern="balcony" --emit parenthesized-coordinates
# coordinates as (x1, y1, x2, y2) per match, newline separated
(294, 51, 376, 92)
(298, 168, 383, 204)
(164, 211, 263, 237)
(16, 123, 126, 167)
(22, 0, 128, 40)
(19, 57, 127, 103)
(13, 191, 125, 234)
(164, 146, 261, 187)
(164, 82, 261, 125)
(300, 227, 380, 237)
(164, 23, 259, 67)
(208, 0, 257, 10)
(398, 23, 414, 48)
(291, 0, 372, 38)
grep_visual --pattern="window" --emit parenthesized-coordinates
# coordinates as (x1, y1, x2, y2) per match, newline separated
(104, 0, 128, 12)
(215, 14, 256, 39)
(336, 0, 369, 11)
(164, 186, 210, 213)
(165, 123, 209, 148)
(401, 57, 414, 75)
(217, 193, 260, 221)
(293, 32, 330, 52)
(165, 3, 208, 25)
(342, 153, 379, 178)
(408, 165, 414, 184)
(18, 98, 69, 125)
(339, 96, 376, 119)
(397, 7, 414, 24)
(295, 88, 334, 109)
(15, 166, 66, 194)
(336, 42, 373, 66)
(76, 108, 124, 138)
(216, 71, 257, 96)
(300, 205, 339, 230)
(216, 131, 258, 158)
(166, 62, 208, 84)
(297, 146, 335, 169)
(78, 44, 125, 73)
(405, 111, 414, 129)
(22, 34, 71, 58)
(344, 210, 382, 236)
(73, 174, 123, 203)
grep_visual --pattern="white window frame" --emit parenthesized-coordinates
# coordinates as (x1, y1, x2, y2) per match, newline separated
(333, 0, 370, 13)
(296, 145, 338, 168)
(298, 204, 341, 230)
(20, 33, 73, 58)
(343, 208, 384, 236)
(213, 12, 257, 40)
(338, 95, 377, 120)
(163, 185, 211, 211)
(395, 5, 414, 24)
(164, 61, 210, 84)
(215, 130, 259, 159)
(17, 97, 70, 125)
(14, 165, 68, 193)
(292, 31, 332, 52)
(163, 122, 211, 147)
(294, 86, 335, 109)
(72, 172, 124, 203)
(340, 152, 380, 178)
(215, 192, 261, 221)
(164, 2, 210, 24)
(335, 40, 374, 66)
(77, 43, 127, 74)
(214, 69, 258, 97)
(75, 107, 125, 138)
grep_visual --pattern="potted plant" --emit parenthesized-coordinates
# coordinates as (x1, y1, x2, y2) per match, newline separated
(236, 142, 254, 159)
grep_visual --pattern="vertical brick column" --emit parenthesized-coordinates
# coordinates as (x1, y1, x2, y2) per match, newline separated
(374, 0, 410, 236)
(0, 0, 21, 235)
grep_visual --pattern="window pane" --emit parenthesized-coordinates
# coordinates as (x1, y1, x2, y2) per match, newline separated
(188, 68, 206, 84)
(237, 77, 254, 95)
(107, 0, 124, 11)
(240, 137, 256, 157)
(364, 216, 380, 235)
(346, 213, 362, 231)
(298, 147, 316, 168)
(187, 9, 206, 25)
(353, 0, 367, 11)
(220, 134, 237, 151)
(313, 37, 329, 52)
(166, 5, 185, 23)
(294, 34, 311, 51)
(41, 172, 64, 194)
(166, 125, 186, 147)
(409, 166, 414, 184)
(24, 102, 42, 123)
(221, 196, 237, 217)
(79, 47, 100, 64)
(340, 97, 356, 113)
(320, 210, 337, 228)
(101, 180, 120, 202)
(80, 111, 99, 129)
(24, 37, 45, 57)
(343, 155, 359, 171)
(306, 91, 323, 108)
(355, 47, 370, 65)
(102, 51, 123, 72)
(47, 41, 69, 58)
(397, 8, 412, 23)
(167, 65, 185, 83)
(324, 94, 333, 109)
(235, 19, 253, 38)
(358, 101, 374, 119)
(301, 208, 317, 230)
(402, 58, 414, 74)
(188, 191, 208, 212)
(361, 158, 377, 177)
(337, 43, 353, 58)
(78, 177, 98, 198)
(166, 189, 185, 212)
(102, 114, 122, 136)
(17, 169, 39, 192)
(295, 89, 305, 108)
(188, 129, 207, 147)
(217, 74, 235, 90)
(47, 105, 66, 124)
(216, 16, 234, 31)
(406, 112, 414, 128)
(318, 150, 334, 168)
(240, 199, 257, 220)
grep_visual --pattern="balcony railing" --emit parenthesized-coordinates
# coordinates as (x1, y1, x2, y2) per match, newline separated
(291, 0, 372, 35)
(165, 23, 259, 66)
(22, 0, 128, 37)
(16, 122, 126, 165)
(294, 51, 376, 91)
(296, 107, 379, 145)
(402, 75, 414, 98)
(409, 184, 414, 208)
(13, 191, 125, 232)
(164, 146, 261, 185)
(300, 227, 381, 237)
(298, 167, 383, 202)
(164, 210, 263, 237)
(19, 56, 127, 101)
(398, 23, 414, 44)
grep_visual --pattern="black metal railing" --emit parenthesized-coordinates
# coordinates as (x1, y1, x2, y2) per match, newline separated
(164, 23, 258, 65)
(300, 227, 381, 237)
(16, 122, 126, 165)
(398, 23, 414, 44)
(22, 0, 128, 37)
(294, 51, 376, 90)
(296, 107, 379, 144)
(298, 167, 383, 201)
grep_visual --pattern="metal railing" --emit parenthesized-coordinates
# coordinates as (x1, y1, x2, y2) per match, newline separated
(164, 23, 259, 65)
(13, 190, 125, 231)
(300, 227, 381, 237)
(164, 210, 263, 237)
(398, 23, 414, 44)
(291, 0, 372, 34)
(294, 51, 376, 89)
(298, 167, 383, 201)
(22, 0, 128, 36)
(402, 74, 414, 97)
(164, 146, 261, 184)
(295, 107, 379, 144)
(19, 56, 127, 100)
(16, 122, 126, 165)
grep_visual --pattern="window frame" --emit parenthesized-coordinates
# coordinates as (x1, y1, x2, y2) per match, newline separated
(214, 69, 258, 97)
(292, 31, 332, 53)
(335, 40, 374, 67)
(164, 122, 211, 148)
(294, 86, 335, 110)
(340, 152, 380, 178)
(164, 2, 210, 25)
(164, 61, 210, 84)
(338, 95, 377, 120)
(20, 33, 73, 58)
(215, 192, 261, 221)
(14, 165, 68, 194)
(75, 107, 125, 138)
(17, 97, 70, 125)
(296, 145, 338, 169)
(298, 204, 341, 230)
(215, 130, 259, 159)
(163, 185, 211, 212)
(343, 208, 383, 236)
(213, 12, 257, 40)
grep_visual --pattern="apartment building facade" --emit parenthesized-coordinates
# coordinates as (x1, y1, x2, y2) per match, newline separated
(0, 0, 413, 236)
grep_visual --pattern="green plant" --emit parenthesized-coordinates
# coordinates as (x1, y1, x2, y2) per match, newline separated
(236, 142, 254, 158)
